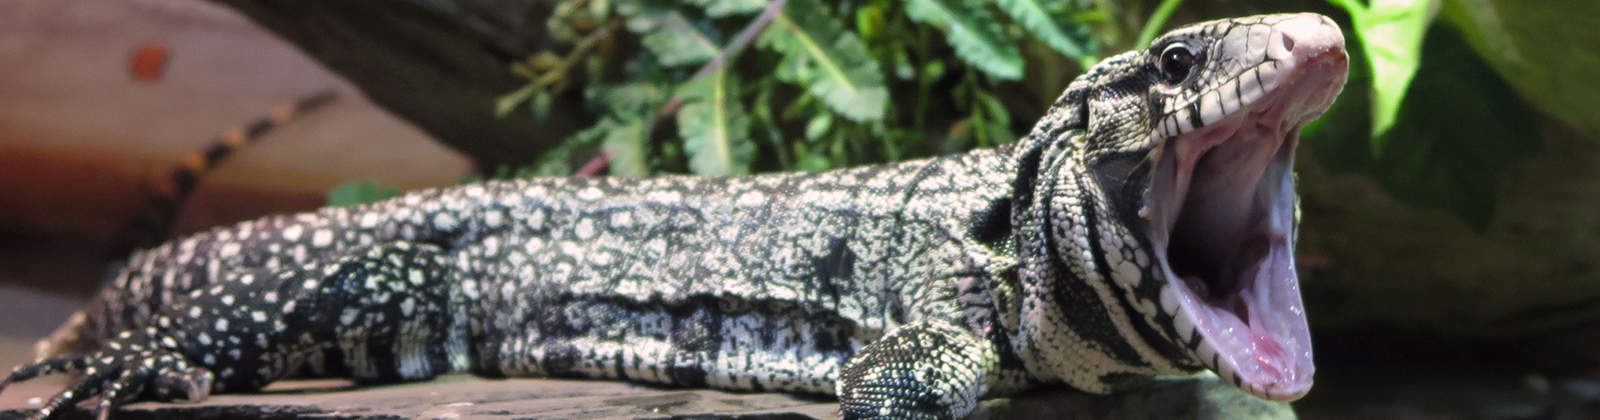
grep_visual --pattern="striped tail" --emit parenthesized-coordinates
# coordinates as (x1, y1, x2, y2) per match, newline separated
(109, 90, 339, 260)
(37, 91, 340, 361)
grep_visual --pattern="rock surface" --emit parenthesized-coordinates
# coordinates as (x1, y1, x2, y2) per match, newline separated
(0, 373, 1290, 420)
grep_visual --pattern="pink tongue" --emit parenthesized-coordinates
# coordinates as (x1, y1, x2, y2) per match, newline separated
(1251, 329, 1287, 374)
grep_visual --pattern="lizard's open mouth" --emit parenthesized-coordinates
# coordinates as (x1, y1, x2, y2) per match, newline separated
(1144, 16, 1346, 401)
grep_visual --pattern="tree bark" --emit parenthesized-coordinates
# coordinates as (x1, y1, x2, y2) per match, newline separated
(210, 0, 587, 171)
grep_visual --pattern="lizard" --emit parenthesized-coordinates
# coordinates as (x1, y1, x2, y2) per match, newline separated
(0, 13, 1347, 420)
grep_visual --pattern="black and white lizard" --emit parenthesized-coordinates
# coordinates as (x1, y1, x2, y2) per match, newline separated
(1, 13, 1347, 420)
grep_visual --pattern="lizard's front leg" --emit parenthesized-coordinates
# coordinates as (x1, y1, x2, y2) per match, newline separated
(836, 318, 1001, 420)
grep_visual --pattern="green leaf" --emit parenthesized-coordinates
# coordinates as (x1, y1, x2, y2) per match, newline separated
(326, 180, 401, 207)
(618, 3, 720, 67)
(603, 118, 651, 176)
(1327, 0, 1433, 152)
(689, 0, 764, 17)
(904, 0, 1023, 80)
(676, 68, 754, 176)
(528, 119, 614, 176)
(996, 0, 1090, 59)
(974, 89, 1014, 144)
(1442, 0, 1600, 140)
(1135, 0, 1184, 48)
(592, 82, 668, 118)
(761, 0, 889, 121)
(1302, 24, 1538, 230)
(805, 112, 833, 142)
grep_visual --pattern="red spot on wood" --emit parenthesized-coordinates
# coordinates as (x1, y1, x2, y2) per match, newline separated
(130, 41, 170, 83)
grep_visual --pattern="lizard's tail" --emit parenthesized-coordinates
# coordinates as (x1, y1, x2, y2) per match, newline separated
(107, 89, 338, 260)
(35, 90, 338, 361)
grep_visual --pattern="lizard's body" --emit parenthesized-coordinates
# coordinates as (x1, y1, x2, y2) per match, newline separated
(4, 14, 1349, 420)
(91, 150, 1015, 393)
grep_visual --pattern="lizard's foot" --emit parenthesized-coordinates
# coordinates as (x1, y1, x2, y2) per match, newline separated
(837, 319, 998, 420)
(2, 326, 212, 420)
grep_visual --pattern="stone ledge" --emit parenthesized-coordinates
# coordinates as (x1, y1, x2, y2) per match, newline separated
(0, 373, 1291, 419)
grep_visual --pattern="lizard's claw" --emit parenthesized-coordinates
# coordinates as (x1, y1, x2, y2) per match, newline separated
(2, 327, 213, 420)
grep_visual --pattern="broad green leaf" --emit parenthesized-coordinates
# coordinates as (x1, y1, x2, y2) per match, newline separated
(1442, 0, 1600, 140)
(326, 180, 401, 207)
(1135, 0, 1184, 48)
(604, 118, 651, 176)
(676, 69, 754, 176)
(618, 3, 720, 67)
(904, 0, 1023, 80)
(996, 0, 1090, 59)
(689, 0, 764, 17)
(761, 0, 889, 121)
(1327, 0, 1433, 153)
(1302, 24, 1537, 230)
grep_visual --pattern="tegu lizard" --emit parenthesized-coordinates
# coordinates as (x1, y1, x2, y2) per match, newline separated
(2, 13, 1347, 420)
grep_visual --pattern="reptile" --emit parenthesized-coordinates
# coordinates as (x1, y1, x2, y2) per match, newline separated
(0, 13, 1347, 420)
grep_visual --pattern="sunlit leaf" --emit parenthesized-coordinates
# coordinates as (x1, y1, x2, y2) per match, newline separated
(1302, 24, 1537, 230)
(761, 0, 889, 121)
(676, 68, 754, 176)
(805, 112, 833, 141)
(689, 0, 764, 17)
(1327, 0, 1433, 153)
(996, 0, 1090, 59)
(618, 2, 720, 67)
(326, 180, 401, 207)
(1442, 0, 1600, 140)
(905, 0, 1023, 80)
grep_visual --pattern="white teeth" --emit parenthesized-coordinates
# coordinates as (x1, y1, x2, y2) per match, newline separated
(1176, 313, 1196, 343)
(1215, 353, 1240, 386)
(1159, 286, 1180, 314)
(1196, 339, 1218, 365)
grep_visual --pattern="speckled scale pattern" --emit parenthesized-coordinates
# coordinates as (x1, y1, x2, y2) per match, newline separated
(28, 147, 1023, 407)
(5, 14, 1327, 420)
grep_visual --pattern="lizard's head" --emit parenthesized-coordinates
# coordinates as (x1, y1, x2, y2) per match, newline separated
(1132, 13, 1344, 400)
(1020, 13, 1347, 401)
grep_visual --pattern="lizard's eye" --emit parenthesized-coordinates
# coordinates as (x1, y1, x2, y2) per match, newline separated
(1159, 43, 1197, 85)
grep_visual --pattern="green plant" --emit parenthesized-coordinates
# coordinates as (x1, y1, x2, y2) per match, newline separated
(496, 0, 1107, 177)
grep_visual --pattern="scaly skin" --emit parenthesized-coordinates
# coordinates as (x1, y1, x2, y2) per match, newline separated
(2, 13, 1347, 420)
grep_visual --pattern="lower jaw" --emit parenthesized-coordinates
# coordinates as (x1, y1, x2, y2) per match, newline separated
(1152, 111, 1314, 401)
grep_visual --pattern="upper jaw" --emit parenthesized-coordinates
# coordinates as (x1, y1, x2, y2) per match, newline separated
(1142, 14, 1347, 401)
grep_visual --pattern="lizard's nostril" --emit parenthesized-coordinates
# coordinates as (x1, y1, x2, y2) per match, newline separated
(1280, 32, 1296, 52)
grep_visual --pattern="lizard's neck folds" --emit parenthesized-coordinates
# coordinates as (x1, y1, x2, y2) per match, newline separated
(1145, 14, 1346, 401)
